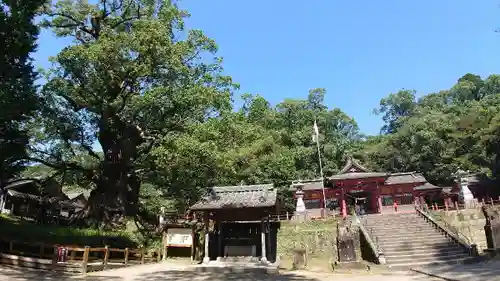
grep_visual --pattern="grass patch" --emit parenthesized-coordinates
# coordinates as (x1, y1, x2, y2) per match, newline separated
(0, 214, 138, 248)
(277, 218, 337, 271)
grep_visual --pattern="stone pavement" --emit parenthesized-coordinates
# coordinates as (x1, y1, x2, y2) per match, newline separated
(0, 263, 445, 281)
(412, 260, 500, 281)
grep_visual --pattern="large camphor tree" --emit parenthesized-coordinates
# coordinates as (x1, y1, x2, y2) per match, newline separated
(35, 0, 236, 223)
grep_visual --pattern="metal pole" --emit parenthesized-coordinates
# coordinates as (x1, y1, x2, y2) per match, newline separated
(315, 117, 327, 210)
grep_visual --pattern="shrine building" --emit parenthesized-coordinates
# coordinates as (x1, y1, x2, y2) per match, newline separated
(291, 157, 443, 216)
(190, 184, 280, 265)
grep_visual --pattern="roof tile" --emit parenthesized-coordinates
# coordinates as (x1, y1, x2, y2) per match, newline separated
(190, 184, 277, 210)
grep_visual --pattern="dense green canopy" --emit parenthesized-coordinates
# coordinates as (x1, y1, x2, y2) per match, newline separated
(3, 0, 500, 227)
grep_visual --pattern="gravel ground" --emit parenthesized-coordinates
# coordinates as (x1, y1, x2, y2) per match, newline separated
(0, 263, 444, 281)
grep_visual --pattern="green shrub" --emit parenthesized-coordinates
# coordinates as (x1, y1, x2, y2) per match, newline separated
(0, 214, 136, 248)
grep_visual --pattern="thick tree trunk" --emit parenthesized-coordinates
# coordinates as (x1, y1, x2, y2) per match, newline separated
(77, 111, 143, 224)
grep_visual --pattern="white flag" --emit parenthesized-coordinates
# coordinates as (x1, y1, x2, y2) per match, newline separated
(313, 120, 319, 143)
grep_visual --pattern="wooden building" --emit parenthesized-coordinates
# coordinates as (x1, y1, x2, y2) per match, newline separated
(190, 184, 279, 264)
(291, 157, 442, 216)
(0, 179, 85, 221)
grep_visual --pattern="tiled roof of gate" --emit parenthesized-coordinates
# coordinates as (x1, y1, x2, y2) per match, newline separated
(190, 184, 277, 211)
(339, 157, 371, 174)
(289, 179, 324, 191)
(328, 172, 388, 181)
(414, 182, 441, 190)
(385, 172, 427, 184)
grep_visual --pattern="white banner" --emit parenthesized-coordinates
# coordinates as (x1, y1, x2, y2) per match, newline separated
(166, 228, 193, 247)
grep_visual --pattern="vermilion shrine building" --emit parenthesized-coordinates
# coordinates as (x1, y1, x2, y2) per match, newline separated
(291, 157, 443, 215)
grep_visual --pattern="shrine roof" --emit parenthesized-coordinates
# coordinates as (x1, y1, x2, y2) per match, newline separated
(289, 179, 323, 191)
(414, 182, 441, 190)
(328, 172, 388, 181)
(339, 157, 371, 174)
(190, 184, 277, 211)
(385, 172, 427, 184)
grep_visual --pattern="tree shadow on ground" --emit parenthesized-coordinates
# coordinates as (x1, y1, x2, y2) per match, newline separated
(415, 260, 500, 281)
(128, 269, 323, 281)
(0, 266, 118, 281)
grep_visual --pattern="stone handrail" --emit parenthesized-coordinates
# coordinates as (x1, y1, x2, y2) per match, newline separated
(354, 214, 386, 265)
(415, 205, 478, 256)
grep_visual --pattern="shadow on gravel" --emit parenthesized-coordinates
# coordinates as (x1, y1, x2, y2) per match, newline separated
(134, 270, 323, 281)
(0, 266, 120, 281)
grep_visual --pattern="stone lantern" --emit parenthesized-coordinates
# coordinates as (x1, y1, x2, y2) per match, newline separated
(295, 184, 306, 213)
(455, 169, 475, 208)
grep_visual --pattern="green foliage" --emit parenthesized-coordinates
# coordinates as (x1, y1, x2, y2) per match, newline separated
(5, 0, 500, 236)
(0, 0, 43, 187)
(366, 73, 500, 184)
(32, 0, 236, 220)
(0, 214, 136, 247)
(152, 90, 362, 211)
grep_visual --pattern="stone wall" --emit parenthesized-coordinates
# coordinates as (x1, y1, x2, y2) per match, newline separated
(435, 209, 487, 252)
(277, 219, 337, 270)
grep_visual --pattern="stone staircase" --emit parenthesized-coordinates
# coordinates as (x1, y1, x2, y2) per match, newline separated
(364, 212, 470, 268)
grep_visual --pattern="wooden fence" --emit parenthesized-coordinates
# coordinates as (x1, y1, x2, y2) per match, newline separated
(421, 197, 500, 212)
(0, 238, 162, 274)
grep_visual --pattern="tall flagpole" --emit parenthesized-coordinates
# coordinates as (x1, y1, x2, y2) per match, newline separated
(313, 118, 327, 210)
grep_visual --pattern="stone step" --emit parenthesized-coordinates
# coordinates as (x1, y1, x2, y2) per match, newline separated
(370, 230, 438, 236)
(387, 256, 468, 269)
(386, 253, 469, 265)
(382, 243, 462, 254)
(368, 227, 437, 233)
(370, 228, 441, 235)
(384, 248, 467, 259)
(367, 217, 422, 220)
(378, 239, 454, 248)
(374, 233, 450, 242)
(375, 233, 446, 242)
(366, 221, 432, 226)
(367, 222, 431, 228)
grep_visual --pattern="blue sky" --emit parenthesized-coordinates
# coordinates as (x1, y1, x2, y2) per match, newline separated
(34, 0, 500, 135)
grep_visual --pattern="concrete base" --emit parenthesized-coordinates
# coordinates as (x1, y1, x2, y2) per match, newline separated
(331, 261, 371, 272)
(196, 258, 279, 275)
(202, 257, 210, 264)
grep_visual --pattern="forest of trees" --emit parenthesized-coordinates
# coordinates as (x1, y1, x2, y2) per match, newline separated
(2, 0, 500, 227)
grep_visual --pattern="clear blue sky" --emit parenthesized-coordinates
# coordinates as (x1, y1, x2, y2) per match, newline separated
(34, 0, 500, 135)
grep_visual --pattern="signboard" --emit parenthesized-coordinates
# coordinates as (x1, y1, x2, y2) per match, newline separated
(309, 193, 321, 199)
(166, 228, 193, 247)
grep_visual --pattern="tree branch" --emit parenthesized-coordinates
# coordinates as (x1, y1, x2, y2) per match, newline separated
(44, 10, 96, 39)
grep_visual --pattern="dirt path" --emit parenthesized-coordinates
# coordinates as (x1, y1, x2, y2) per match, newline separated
(0, 263, 444, 281)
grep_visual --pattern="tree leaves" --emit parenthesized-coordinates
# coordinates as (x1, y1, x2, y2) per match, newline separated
(366, 73, 500, 184)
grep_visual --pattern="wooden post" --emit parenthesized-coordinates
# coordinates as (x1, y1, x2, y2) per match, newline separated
(39, 245, 45, 258)
(70, 249, 76, 261)
(8, 241, 13, 252)
(156, 248, 161, 262)
(52, 246, 58, 265)
(162, 229, 168, 261)
(140, 248, 145, 264)
(124, 248, 129, 265)
(286, 211, 289, 220)
(190, 227, 195, 261)
(445, 200, 449, 212)
(103, 246, 109, 269)
(82, 246, 90, 274)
